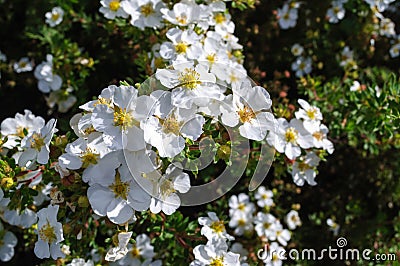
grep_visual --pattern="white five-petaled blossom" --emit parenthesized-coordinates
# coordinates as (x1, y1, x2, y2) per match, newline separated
(229, 212, 254, 236)
(141, 91, 205, 158)
(45, 7, 64, 27)
(34, 205, 65, 260)
(221, 83, 275, 141)
(295, 99, 323, 132)
(326, 1, 346, 24)
(191, 239, 241, 266)
(45, 88, 77, 113)
(66, 258, 94, 266)
(149, 164, 191, 215)
(307, 124, 334, 154)
(156, 62, 219, 109)
(0, 221, 17, 262)
(285, 210, 302, 230)
(291, 43, 304, 56)
(87, 164, 152, 224)
(161, 2, 200, 26)
(254, 212, 279, 239)
(379, 18, 396, 38)
(100, 0, 129, 19)
(277, 4, 298, 29)
(255, 186, 274, 208)
(339, 46, 356, 69)
(115, 234, 162, 266)
(105, 231, 132, 262)
(19, 119, 57, 167)
(266, 118, 313, 160)
(228, 193, 255, 217)
(0, 110, 45, 149)
(291, 56, 312, 77)
(350, 80, 362, 92)
(199, 212, 234, 242)
(291, 151, 321, 186)
(274, 224, 291, 246)
(13, 57, 33, 73)
(34, 54, 63, 93)
(326, 218, 340, 236)
(121, 0, 165, 30)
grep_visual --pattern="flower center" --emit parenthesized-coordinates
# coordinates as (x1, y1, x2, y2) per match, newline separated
(214, 13, 226, 24)
(312, 131, 324, 141)
(238, 219, 246, 226)
(306, 108, 317, 120)
(285, 127, 298, 143)
(238, 106, 256, 123)
(39, 221, 57, 243)
(131, 245, 141, 257)
(15, 126, 26, 137)
(283, 12, 290, 20)
(178, 68, 201, 89)
(160, 179, 176, 197)
(109, 0, 120, 11)
(140, 3, 154, 16)
(210, 221, 225, 233)
(113, 106, 135, 130)
(175, 42, 188, 54)
(206, 53, 216, 64)
(210, 257, 224, 266)
(263, 222, 271, 229)
(298, 161, 310, 172)
(30, 133, 45, 151)
(176, 15, 187, 25)
(109, 171, 130, 200)
(51, 13, 60, 21)
(19, 61, 28, 68)
(80, 147, 99, 168)
(238, 203, 245, 211)
(161, 115, 181, 135)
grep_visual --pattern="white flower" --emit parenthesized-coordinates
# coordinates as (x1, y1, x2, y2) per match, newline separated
(277, 4, 298, 29)
(291, 56, 312, 77)
(87, 164, 152, 224)
(1, 198, 38, 228)
(220, 84, 275, 141)
(105, 231, 132, 262)
(121, 0, 165, 30)
(192, 240, 240, 266)
(0, 110, 45, 149)
(149, 164, 190, 215)
(91, 85, 153, 151)
(350, 80, 362, 92)
(285, 210, 302, 230)
(295, 99, 323, 132)
(13, 57, 33, 73)
(209, 12, 235, 36)
(379, 18, 396, 37)
(339, 46, 356, 69)
(326, 1, 345, 23)
(0, 222, 17, 262)
(45, 7, 64, 27)
(229, 212, 253, 236)
(291, 44, 304, 56)
(307, 124, 334, 154)
(326, 218, 340, 236)
(262, 242, 285, 266)
(34, 54, 62, 93)
(141, 91, 205, 158)
(45, 88, 77, 113)
(100, 0, 129, 19)
(159, 28, 203, 62)
(115, 234, 160, 266)
(230, 243, 249, 264)
(161, 2, 200, 26)
(274, 225, 291, 246)
(156, 62, 219, 108)
(255, 186, 274, 208)
(229, 193, 255, 217)
(254, 212, 278, 239)
(212, 62, 247, 88)
(364, 0, 395, 12)
(389, 42, 400, 58)
(291, 151, 321, 186)
(19, 119, 57, 167)
(0, 51, 6, 62)
(34, 205, 65, 260)
(199, 212, 234, 241)
(266, 118, 313, 160)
